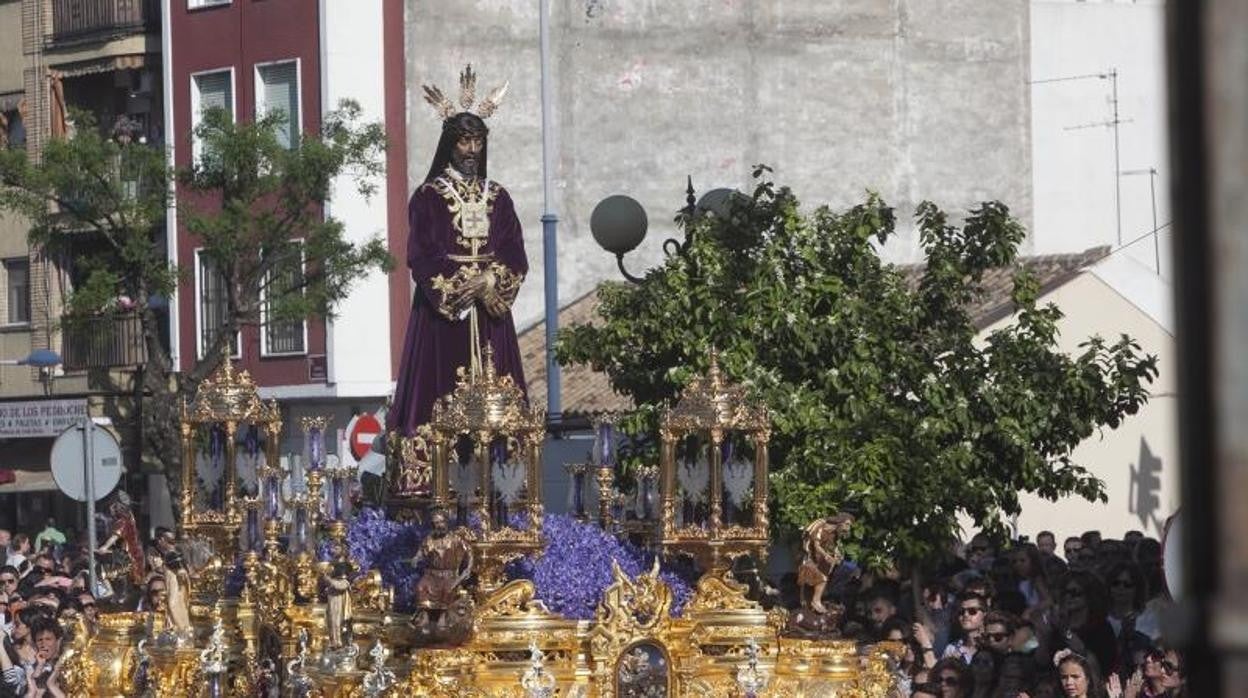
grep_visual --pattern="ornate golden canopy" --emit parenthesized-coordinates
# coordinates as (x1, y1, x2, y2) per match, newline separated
(661, 350, 769, 436)
(430, 348, 545, 435)
(186, 359, 280, 425)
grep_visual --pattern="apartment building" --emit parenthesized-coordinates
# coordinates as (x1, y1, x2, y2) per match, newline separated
(0, 0, 162, 531)
(166, 0, 408, 464)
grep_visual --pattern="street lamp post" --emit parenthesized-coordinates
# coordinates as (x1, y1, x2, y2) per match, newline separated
(0, 348, 62, 395)
(590, 179, 739, 284)
(539, 0, 561, 424)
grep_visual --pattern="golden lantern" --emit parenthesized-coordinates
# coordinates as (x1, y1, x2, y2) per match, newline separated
(179, 358, 282, 598)
(429, 346, 546, 595)
(659, 351, 770, 577)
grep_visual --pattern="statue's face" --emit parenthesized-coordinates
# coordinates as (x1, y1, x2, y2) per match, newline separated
(432, 513, 449, 534)
(450, 132, 484, 177)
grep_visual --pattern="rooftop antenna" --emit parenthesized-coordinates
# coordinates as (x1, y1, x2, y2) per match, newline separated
(1031, 68, 1133, 245)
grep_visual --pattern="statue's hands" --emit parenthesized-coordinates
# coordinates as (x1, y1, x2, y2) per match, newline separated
(482, 290, 509, 318)
(445, 270, 499, 315)
(444, 282, 479, 315)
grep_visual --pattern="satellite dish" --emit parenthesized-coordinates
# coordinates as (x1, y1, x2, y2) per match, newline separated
(50, 423, 123, 502)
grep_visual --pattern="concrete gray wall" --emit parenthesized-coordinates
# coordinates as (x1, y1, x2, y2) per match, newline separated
(0, 1, 23, 94)
(406, 0, 1033, 330)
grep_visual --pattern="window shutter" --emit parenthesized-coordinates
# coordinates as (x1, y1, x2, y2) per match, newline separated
(195, 71, 233, 120)
(259, 62, 298, 148)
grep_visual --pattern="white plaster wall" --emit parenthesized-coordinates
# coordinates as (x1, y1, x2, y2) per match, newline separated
(1030, 0, 1172, 277)
(320, 0, 394, 396)
(974, 256, 1178, 543)
(407, 0, 1034, 332)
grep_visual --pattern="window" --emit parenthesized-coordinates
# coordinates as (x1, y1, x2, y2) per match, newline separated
(1, 110, 25, 150)
(261, 244, 306, 356)
(196, 251, 239, 358)
(191, 69, 234, 163)
(255, 61, 300, 149)
(4, 259, 29, 325)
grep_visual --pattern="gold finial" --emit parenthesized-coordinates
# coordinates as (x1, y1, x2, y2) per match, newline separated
(459, 64, 477, 109)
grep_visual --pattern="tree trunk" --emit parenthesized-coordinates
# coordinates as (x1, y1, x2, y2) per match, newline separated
(137, 302, 184, 517)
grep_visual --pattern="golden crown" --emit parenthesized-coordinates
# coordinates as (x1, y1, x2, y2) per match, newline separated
(422, 64, 509, 121)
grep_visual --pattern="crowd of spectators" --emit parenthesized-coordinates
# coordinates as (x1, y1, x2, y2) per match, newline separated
(0, 508, 1185, 698)
(811, 528, 1184, 698)
(0, 519, 96, 698)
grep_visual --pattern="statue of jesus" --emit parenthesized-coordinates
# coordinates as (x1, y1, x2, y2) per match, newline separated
(387, 66, 528, 444)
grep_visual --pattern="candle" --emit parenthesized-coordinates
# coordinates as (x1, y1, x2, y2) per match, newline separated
(293, 508, 307, 553)
(308, 427, 323, 470)
(329, 478, 343, 521)
(246, 508, 259, 551)
(265, 476, 280, 520)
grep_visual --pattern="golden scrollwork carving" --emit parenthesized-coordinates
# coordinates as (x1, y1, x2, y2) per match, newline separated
(662, 350, 770, 434)
(474, 579, 546, 619)
(56, 614, 99, 695)
(594, 559, 671, 637)
(686, 572, 758, 614)
(389, 423, 435, 497)
(351, 569, 393, 614)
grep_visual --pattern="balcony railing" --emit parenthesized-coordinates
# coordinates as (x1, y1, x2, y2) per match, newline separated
(49, 0, 160, 44)
(62, 311, 147, 371)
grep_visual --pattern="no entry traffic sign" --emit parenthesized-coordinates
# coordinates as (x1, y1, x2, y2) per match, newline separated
(349, 413, 382, 460)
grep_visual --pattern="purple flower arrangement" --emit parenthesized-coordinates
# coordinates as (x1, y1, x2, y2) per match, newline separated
(347, 507, 429, 611)
(342, 509, 694, 619)
(508, 514, 695, 620)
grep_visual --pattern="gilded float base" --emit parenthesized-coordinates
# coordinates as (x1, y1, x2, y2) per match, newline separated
(83, 569, 900, 696)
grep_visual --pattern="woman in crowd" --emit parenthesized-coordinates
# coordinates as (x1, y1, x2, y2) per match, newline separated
(7, 609, 37, 666)
(1055, 571, 1118, 674)
(1055, 650, 1108, 698)
(930, 657, 974, 698)
(1108, 645, 1184, 698)
(1010, 544, 1053, 613)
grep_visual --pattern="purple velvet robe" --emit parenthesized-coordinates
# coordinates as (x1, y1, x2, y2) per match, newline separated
(387, 174, 529, 436)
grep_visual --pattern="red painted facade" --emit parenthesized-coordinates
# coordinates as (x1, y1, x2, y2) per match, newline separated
(169, 0, 325, 385)
(384, 0, 409, 379)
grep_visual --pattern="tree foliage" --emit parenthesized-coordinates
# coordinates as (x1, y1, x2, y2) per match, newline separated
(556, 168, 1158, 569)
(0, 101, 393, 481)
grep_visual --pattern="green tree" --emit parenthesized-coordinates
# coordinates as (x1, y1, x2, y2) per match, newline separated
(0, 102, 392, 485)
(556, 168, 1157, 569)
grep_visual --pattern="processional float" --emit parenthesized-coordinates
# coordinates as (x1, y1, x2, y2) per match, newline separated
(65, 352, 902, 696)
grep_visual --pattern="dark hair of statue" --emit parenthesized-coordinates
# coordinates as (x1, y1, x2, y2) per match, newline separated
(423, 112, 490, 183)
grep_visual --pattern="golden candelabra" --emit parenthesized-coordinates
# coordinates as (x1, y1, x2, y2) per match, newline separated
(178, 358, 284, 600)
(660, 350, 771, 577)
(428, 346, 546, 596)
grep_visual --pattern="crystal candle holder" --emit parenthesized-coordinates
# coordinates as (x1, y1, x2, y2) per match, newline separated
(301, 416, 330, 472)
(564, 462, 591, 521)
